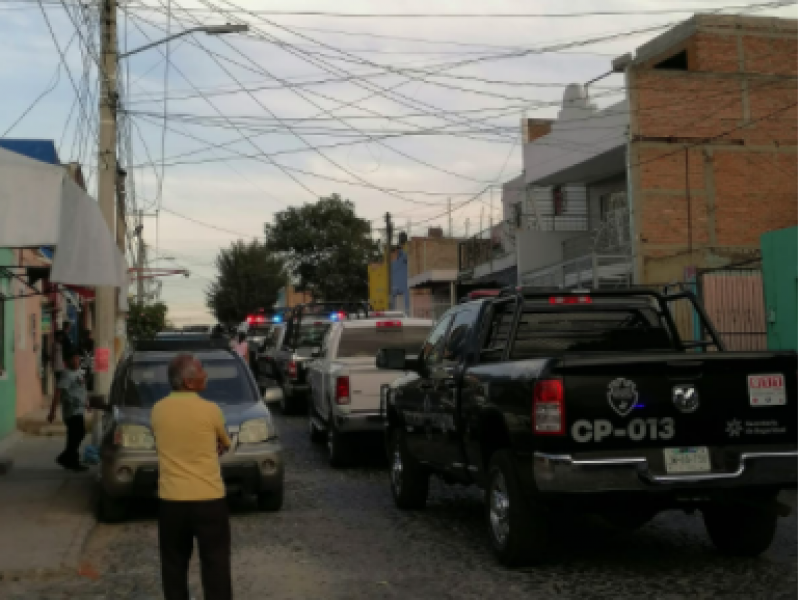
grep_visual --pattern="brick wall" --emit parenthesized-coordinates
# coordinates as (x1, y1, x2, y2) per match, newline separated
(521, 119, 553, 143)
(630, 15, 798, 283)
(407, 237, 461, 278)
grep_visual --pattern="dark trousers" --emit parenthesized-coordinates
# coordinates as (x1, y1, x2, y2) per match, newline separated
(159, 498, 232, 600)
(57, 414, 85, 468)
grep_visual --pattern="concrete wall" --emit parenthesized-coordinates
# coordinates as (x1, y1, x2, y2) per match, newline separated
(516, 230, 588, 276)
(628, 15, 798, 283)
(14, 250, 47, 419)
(407, 237, 461, 279)
(0, 250, 17, 440)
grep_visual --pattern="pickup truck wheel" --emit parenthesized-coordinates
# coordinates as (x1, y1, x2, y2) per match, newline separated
(308, 408, 326, 444)
(389, 428, 429, 510)
(257, 487, 284, 512)
(703, 497, 778, 557)
(97, 489, 127, 523)
(486, 450, 548, 567)
(327, 418, 351, 468)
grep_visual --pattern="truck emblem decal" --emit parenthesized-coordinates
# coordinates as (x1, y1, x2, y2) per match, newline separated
(673, 385, 699, 413)
(607, 378, 638, 417)
(726, 419, 743, 437)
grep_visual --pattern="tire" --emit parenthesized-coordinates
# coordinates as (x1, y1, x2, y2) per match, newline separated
(308, 405, 326, 444)
(703, 495, 778, 557)
(257, 487, 284, 512)
(388, 428, 429, 510)
(280, 385, 297, 415)
(327, 417, 351, 468)
(97, 489, 127, 523)
(486, 450, 548, 567)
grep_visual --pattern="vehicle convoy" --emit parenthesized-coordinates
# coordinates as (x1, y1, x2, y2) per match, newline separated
(258, 302, 372, 414)
(378, 288, 797, 566)
(307, 315, 433, 466)
(94, 337, 284, 522)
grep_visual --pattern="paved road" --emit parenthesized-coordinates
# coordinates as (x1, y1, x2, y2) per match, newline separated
(2, 409, 797, 599)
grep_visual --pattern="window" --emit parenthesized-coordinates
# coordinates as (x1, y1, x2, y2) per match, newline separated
(443, 308, 478, 363)
(653, 50, 688, 70)
(479, 302, 516, 363)
(552, 186, 564, 216)
(337, 326, 431, 358)
(509, 307, 675, 359)
(125, 356, 256, 408)
(422, 313, 454, 368)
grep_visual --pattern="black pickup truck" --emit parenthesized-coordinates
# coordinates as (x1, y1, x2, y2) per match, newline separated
(377, 288, 797, 566)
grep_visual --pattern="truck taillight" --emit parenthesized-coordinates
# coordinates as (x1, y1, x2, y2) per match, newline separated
(549, 296, 591, 305)
(533, 379, 564, 435)
(376, 320, 402, 329)
(335, 376, 351, 405)
(287, 361, 298, 379)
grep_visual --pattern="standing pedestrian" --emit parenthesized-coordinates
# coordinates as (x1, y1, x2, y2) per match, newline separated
(151, 354, 233, 600)
(231, 332, 248, 360)
(47, 352, 88, 472)
(52, 322, 69, 383)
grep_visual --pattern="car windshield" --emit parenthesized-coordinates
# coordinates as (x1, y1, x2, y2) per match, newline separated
(337, 326, 430, 358)
(123, 356, 256, 408)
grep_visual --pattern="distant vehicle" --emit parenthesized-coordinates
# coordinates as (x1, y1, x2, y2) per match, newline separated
(94, 336, 284, 522)
(307, 316, 433, 466)
(379, 288, 797, 566)
(182, 324, 213, 334)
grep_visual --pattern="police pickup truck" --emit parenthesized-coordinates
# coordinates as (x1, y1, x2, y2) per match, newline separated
(377, 288, 797, 566)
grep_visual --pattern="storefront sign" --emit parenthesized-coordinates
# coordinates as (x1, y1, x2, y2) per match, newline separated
(94, 347, 110, 373)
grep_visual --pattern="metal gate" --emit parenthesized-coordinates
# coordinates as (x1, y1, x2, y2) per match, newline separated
(697, 260, 767, 351)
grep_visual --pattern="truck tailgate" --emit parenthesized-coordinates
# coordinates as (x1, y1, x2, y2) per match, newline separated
(337, 358, 401, 412)
(552, 352, 797, 452)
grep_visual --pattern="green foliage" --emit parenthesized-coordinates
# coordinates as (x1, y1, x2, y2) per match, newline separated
(127, 301, 168, 341)
(264, 194, 379, 301)
(205, 239, 286, 324)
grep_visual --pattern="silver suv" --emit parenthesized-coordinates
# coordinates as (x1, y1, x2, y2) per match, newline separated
(95, 340, 284, 522)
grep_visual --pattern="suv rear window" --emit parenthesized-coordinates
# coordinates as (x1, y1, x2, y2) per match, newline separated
(337, 326, 430, 358)
(123, 356, 256, 408)
(510, 308, 675, 358)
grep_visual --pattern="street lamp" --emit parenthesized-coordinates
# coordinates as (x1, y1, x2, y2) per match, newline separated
(120, 23, 249, 58)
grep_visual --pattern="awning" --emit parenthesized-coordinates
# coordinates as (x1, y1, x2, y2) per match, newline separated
(0, 147, 126, 288)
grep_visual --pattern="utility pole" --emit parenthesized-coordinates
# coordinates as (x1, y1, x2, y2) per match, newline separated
(447, 198, 452, 237)
(479, 207, 484, 236)
(465, 218, 470, 237)
(135, 212, 145, 303)
(384, 212, 393, 310)
(94, 0, 119, 414)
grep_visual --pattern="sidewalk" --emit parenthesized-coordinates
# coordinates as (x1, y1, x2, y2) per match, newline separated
(0, 435, 96, 578)
(17, 408, 95, 436)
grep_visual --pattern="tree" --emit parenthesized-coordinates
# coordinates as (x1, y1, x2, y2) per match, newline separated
(264, 194, 378, 301)
(206, 240, 285, 324)
(127, 301, 168, 341)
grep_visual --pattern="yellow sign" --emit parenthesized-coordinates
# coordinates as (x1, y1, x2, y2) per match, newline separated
(368, 262, 388, 311)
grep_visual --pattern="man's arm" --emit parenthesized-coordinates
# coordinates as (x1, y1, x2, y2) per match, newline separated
(214, 407, 232, 452)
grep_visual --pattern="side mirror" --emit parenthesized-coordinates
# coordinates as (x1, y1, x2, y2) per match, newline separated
(89, 394, 110, 412)
(263, 386, 284, 403)
(376, 348, 407, 370)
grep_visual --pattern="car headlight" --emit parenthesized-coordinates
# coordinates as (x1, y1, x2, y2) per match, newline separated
(114, 424, 156, 450)
(238, 418, 271, 444)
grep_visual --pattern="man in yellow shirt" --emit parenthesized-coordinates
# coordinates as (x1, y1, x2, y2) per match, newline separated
(151, 353, 232, 600)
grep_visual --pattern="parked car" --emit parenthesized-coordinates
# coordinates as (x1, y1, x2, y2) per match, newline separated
(94, 337, 284, 522)
(307, 316, 433, 466)
(378, 288, 797, 566)
(266, 302, 372, 414)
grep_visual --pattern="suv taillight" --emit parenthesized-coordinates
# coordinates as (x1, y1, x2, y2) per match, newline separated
(335, 376, 351, 405)
(533, 379, 564, 435)
(287, 361, 298, 380)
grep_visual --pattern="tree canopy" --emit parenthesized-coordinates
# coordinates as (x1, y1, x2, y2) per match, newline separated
(205, 239, 285, 324)
(127, 301, 168, 341)
(264, 194, 378, 301)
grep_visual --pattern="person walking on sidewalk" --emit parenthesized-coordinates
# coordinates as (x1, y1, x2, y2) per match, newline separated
(47, 352, 88, 472)
(151, 353, 233, 600)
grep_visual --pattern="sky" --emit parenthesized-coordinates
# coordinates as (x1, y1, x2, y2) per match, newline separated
(0, 0, 795, 324)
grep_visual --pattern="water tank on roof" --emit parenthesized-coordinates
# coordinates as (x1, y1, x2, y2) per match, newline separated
(558, 83, 594, 120)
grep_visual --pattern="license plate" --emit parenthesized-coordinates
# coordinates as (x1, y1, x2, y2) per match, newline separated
(748, 374, 786, 407)
(664, 447, 711, 474)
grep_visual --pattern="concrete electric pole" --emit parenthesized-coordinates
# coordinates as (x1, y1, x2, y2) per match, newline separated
(384, 212, 393, 310)
(93, 0, 120, 407)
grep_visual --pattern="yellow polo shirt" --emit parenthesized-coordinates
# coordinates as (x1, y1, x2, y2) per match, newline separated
(151, 392, 232, 501)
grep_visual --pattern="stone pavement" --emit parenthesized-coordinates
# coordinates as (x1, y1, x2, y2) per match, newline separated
(0, 435, 96, 579)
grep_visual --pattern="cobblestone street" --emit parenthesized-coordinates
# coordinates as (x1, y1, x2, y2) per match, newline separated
(1, 410, 797, 600)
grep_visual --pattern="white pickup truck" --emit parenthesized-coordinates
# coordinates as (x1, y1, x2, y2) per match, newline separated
(307, 316, 432, 467)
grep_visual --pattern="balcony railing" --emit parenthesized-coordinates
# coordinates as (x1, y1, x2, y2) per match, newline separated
(458, 225, 509, 273)
(519, 253, 633, 289)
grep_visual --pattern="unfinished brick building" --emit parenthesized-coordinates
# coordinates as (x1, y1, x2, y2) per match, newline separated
(628, 14, 797, 282)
